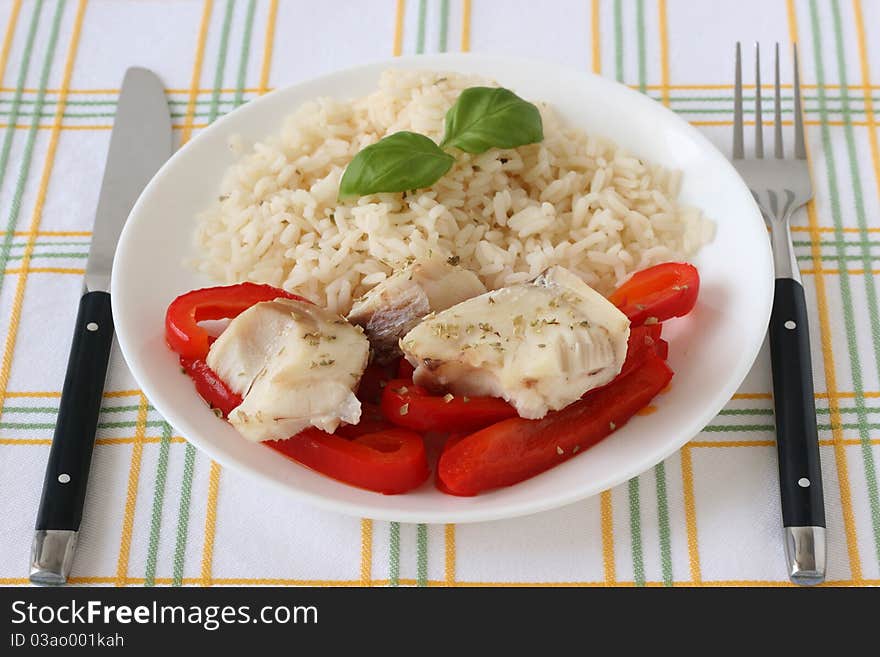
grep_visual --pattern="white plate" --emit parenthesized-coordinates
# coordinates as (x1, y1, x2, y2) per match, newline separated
(112, 53, 771, 524)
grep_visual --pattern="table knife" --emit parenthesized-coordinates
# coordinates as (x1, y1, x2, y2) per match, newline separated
(29, 68, 172, 585)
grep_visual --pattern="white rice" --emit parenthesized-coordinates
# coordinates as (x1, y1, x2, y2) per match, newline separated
(194, 69, 714, 314)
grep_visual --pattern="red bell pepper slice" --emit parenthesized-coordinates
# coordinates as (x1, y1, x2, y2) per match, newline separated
(654, 338, 669, 360)
(267, 427, 429, 495)
(397, 358, 415, 380)
(179, 357, 242, 418)
(437, 353, 674, 496)
(165, 283, 309, 361)
(383, 326, 668, 434)
(356, 361, 398, 405)
(614, 324, 665, 382)
(380, 379, 518, 434)
(608, 262, 699, 326)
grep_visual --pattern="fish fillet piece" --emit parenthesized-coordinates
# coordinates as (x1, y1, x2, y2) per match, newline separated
(400, 266, 631, 419)
(206, 297, 370, 442)
(347, 257, 486, 362)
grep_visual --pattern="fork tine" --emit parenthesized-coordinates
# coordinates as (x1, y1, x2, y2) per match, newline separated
(774, 42, 784, 158)
(754, 43, 764, 158)
(733, 42, 744, 159)
(793, 43, 806, 159)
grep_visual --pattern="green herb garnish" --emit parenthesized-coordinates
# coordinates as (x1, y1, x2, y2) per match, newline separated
(338, 87, 543, 199)
(338, 132, 455, 200)
(440, 87, 543, 153)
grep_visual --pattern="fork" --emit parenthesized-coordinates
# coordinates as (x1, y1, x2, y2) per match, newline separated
(731, 42, 826, 586)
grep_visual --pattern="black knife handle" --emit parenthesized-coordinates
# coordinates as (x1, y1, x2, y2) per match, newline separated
(768, 278, 825, 528)
(35, 291, 114, 531)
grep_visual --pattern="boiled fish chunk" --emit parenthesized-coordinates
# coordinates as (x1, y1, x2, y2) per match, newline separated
(400, 266, 630, 419)
(206, 297, 370, 442)
(347, 257, 487, 362)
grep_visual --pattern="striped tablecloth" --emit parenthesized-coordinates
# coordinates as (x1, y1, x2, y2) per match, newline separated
(1, 0, 878, 588)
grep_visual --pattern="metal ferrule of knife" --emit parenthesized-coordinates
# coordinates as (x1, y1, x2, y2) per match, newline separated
(30, 68, 171, 585)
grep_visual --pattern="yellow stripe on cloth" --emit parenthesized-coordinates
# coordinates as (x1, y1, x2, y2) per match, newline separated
(4, 267, 84, 275)
(0, 1, 22, 85)
(445, 524, 456, 586)
(6, 82, 879, 95)
(355, 0, 410, 584)
(0, 0, 88, 419)
(392, 0, 405, 56)
(360, 518, 373, 586)
(591, 0, 600, 74)
(1, 577, 880, 587)
(115, 393, 148, 586)
(853, 1, 880, 276)
(0, 436, 187, 446)
(258, 0, 278, 95)
(658, 0, 670, 106)
(198, 0, 286, 586)
(600, 490, 615, 584)
(200, 461, 222, 586)
(680, 445, 702, 583)
(461, 0, 471, 52)
(180, 0, 212, 145)
(13, 230, 91, 237)
(689, 119, 872, 127)
(0, 123, 211, 131)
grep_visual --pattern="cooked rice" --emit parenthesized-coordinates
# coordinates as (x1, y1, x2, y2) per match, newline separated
(194, 69, 714, 314)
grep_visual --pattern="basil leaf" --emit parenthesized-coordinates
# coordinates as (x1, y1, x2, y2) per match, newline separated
(338, 131, 455, 199)
(440, 87, 543, 154)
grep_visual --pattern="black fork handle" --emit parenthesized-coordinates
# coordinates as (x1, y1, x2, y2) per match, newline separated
(768, 277, 825, 528)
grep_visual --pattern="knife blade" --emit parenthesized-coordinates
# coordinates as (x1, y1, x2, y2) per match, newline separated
(30, 68, 172, 585)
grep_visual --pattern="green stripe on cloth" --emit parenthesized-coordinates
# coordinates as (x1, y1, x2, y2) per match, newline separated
(0, 92, 868, 107)
(5, 104, 879, 123)
(0, 0, 42, 198)
(3, 92, 876, 111)
(385, 3, 437, 588)
(417, 523, 428, 587)
(636, 0, 646, 93)
(702, 422, 880, 432)
(628, 478, 645, 586)
(0, 96, 258, 107)
(615, 0, 649, 587)
(655, 461, 673, 586)
(389, 522, 400, 587)
(167, 0, 238, 586)
(4, 252, 88, 261)
(614, 0, 623, 83)
(234, 0, 257, 108)
(209, 0, 235, 123)
(172, 443, 197, 586)
(2, 403, 146, 414)
(635, 0, 674, 586)
(797, 254, 880, 262)
(13, 417, 880, 434)
(829, 0, 880, 563)
(144, 422, 173, 586)
(810, 0, 877, 573)
(438, 0, 449, 53)
(416, 0, 427, 54)
(4, 396, 875, 419)
(0, 0, 49, 306)
(5, 234, 880, 263)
